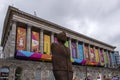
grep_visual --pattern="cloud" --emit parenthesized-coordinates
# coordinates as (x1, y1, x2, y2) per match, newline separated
(0, 0, 120, 52)
(0, 0, 9, 42)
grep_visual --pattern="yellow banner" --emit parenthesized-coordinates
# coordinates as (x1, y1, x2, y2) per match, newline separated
(95, 49, 99, 63)
(104, 51, 108, 64)
(44, 34, 51, 54)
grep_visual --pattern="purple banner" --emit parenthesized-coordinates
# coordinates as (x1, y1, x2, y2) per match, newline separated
(71, 42, 77, 58)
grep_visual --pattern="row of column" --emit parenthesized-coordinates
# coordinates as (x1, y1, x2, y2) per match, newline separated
(25, 24, 115, 57)
(11, 21, 114, 56)
(26, 24, 54, 54)
(11, 21, 116, 67)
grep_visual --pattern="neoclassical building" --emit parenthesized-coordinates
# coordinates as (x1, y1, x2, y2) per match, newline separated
(0, 6, 120, 80)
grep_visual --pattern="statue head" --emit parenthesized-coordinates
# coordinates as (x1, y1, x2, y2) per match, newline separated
(57, 31, 67, 44)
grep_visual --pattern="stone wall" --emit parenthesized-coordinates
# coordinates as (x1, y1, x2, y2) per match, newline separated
(0, 59, 120, 80)
(3, 20, 16, 58)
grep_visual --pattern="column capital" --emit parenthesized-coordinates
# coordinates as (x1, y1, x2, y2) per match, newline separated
(88, 44, 91, 46)
(11, 19, 17, 23)
(83, 42, 85, 45)
(51, 32, 54, 35)
(27, 23, 32, 27)
(69, 37, 72, 40)
(51, 32, 54, 43)
(76, 40, 79, 43)
(40, 29, 44, 32)
(9, 19, 17, 27)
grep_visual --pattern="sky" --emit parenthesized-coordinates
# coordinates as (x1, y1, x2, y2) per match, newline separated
(0, 0, 120, 52)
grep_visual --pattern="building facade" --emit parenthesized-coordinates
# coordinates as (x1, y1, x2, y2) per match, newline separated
(0, 6, 120, 80)
(115, 51, 120, 66)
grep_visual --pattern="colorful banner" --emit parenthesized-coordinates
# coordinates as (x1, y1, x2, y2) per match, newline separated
(78, 43, 85, 63)
(32, 31, 40, 52)
(71, 42, 77, 58)
(78, 43, 84, 60)
(89, 47, 95, 62)
(64, 41, 69, 47)
(84, 45, 89, 61)
(99, 49, 104, 66)
(16, 50, 52, 61)
(103, 51, 108, 66)
(44, 34, 51, 54)
(54, 37, 58, 43)
(73, 43, 85, 64)
(16, 27, 26, 50)
(95, 48, 100, 63)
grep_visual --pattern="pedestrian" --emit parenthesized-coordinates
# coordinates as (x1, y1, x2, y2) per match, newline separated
(51, 31, 73, 80)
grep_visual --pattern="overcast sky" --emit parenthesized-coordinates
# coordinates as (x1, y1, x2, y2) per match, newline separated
(0, 0, 120, 52)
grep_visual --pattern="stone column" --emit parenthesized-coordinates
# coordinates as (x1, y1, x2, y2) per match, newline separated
(51, 32, 54, 43)
(26, 24, 32, 51)
(10, 20, 17, 57)
(69, 38, 72, 58)
(40, 29, 44, 53)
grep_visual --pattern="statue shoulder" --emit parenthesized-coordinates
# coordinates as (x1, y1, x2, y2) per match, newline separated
(51, 43, 58, 47)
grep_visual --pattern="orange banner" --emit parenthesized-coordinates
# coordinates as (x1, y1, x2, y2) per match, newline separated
(16, 27, 26, 50)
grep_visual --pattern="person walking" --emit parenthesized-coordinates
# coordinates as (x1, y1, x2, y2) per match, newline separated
(51, 31, 73, 80)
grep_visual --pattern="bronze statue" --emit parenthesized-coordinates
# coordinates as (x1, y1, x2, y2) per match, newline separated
(51, 31, 73, 80)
